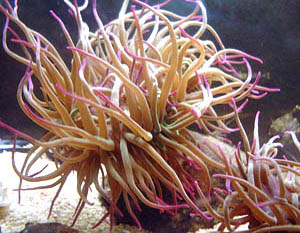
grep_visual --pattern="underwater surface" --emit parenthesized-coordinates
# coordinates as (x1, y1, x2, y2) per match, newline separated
(0, 1, 300, 232)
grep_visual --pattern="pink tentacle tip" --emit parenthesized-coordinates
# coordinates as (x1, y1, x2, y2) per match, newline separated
(225, 179, 232, 194)
(79, 58, 87, 72)
(253, 92, 268, 100)
(196, 121, 202, 130)
(168, 90, 177, 97)
(274, 135, 281, 140)
(192, 15, 203, 21)
(10, 39, 31, 48)
(55, 82, 63, 92)
(213, 187, 227, 195)
(167, 100, 178, 107)
(190, 212, 213, 221)
(190, 107, 200, 118)
(212, 174, 221, 178)
(117, 50, 121, 61)
(131, 5, 136, 12)
(68, 8, 74, 18)
(231, 98, 237, 109)
(251, 90, 260, 95)
(216, 136, 232, 144)
(196, 71, 203, 86)
(238, 98, 248, 111)
(27, 74, 34, 92)
(255, 110, 261, 118)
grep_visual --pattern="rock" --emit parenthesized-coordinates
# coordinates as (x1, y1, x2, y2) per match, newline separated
(269, 105, 300, 161)
(0, 139, 32, 153)
(0, 182, 9, 219)
(19, 223, 79, 233)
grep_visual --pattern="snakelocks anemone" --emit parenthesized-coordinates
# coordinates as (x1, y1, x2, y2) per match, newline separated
(2, 0, 300, 232)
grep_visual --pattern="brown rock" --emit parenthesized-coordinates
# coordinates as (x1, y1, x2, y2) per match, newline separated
(19, 223, 79, 233)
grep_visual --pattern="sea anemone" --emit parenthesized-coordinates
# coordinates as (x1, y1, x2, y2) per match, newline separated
(210, 101, 300, 232)
(0, 0, 280, 231)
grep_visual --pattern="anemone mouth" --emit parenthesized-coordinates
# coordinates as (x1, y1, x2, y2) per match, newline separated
(2, 0, 299, 232)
